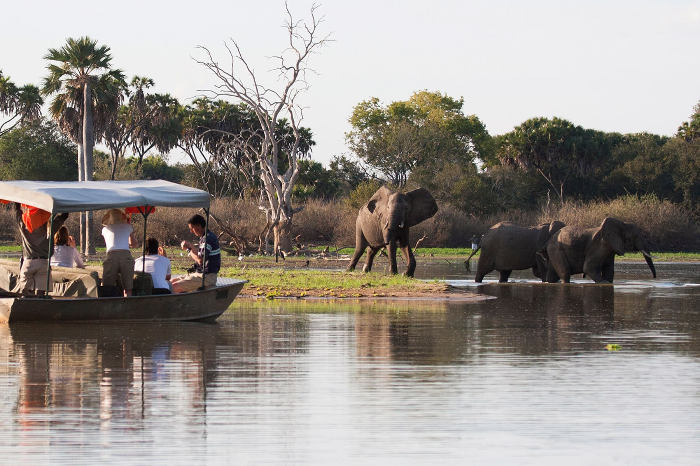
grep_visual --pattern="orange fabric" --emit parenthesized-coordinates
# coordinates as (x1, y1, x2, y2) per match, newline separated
(125, 206, 156, 214)
(125, 206, 155, 223)
(21, 205, 51, 233)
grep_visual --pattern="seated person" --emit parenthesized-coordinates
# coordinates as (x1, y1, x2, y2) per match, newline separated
(134, 237, 172, 295)
(171, 214, 220, 293)
(50, 225, 84, 268)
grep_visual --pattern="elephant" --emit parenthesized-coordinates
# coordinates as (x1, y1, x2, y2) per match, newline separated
(466, 221, 566, 283)
(346, 186, 438, 277)
(538, 217, 656, 283)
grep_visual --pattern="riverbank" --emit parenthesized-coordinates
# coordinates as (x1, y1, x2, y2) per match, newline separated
(222, 267, 487, 300)
(0, 246, 696, 300)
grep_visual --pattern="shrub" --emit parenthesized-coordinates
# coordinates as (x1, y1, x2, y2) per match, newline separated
(294, 199, 356, 248)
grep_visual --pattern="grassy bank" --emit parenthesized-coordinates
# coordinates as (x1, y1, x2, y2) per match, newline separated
(220, 268, 453, 299)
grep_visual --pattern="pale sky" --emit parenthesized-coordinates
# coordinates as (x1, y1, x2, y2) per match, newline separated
(2, 0, 699, 167)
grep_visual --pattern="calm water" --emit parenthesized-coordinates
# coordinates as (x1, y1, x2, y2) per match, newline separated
(1, 262, 699, 465)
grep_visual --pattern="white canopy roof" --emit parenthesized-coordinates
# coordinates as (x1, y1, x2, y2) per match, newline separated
(0, 180, 210, 213)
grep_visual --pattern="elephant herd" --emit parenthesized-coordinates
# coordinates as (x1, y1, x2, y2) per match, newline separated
(346, 185, 657, 284)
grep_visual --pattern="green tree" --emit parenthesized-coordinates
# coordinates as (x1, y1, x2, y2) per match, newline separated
(677, 101, 700, 142)
(127, 77, 181, 175)
(328, 155, 370, 196)
(0, 70, 43, 138)
(497, 117, 612, 201)
(42, 37, 126, 254)
(602, 133, 673, 199)
(293, 160, 341, 201)
(346, 91, 492, 187)
(0, 119, 78, 181)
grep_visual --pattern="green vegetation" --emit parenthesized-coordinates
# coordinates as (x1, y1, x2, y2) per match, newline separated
(218, 267, 446, 298)
(2, 25, 700, 256)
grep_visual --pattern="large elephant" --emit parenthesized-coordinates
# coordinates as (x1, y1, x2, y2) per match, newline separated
(538, 217, 656, 283)
(467, 221, 566, 282)
(346, 186, 438, 277)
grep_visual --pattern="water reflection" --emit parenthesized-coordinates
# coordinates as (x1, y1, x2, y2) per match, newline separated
(1, 264, 699, 464)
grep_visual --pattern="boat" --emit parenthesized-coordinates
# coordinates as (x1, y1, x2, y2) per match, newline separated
(0, 180, 247, 323)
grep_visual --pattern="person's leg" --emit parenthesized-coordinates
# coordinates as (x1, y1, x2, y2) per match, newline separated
(102, 252, 118, 287)
(32, 259, 50, 296)
(172, 273, 204, 293)
(117, 251, 135, 297)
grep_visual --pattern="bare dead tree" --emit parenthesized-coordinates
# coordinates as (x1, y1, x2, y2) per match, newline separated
(195, 2, 331, 254)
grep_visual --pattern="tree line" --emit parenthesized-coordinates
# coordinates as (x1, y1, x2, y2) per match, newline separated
(2, 10, 699, 256)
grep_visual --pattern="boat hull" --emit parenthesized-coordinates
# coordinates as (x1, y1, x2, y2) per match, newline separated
(0, 280, 246, 323)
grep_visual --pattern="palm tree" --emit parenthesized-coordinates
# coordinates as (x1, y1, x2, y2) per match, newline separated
(42, 37, 125, 255)
(1, 70, 43, 138)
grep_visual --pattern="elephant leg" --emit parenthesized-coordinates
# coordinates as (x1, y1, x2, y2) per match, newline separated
(498, 270, 512, 283)
(583, 260, 607, 283)
(347, 226, 368, 272)
(545, 265, 561, 283)
(386, 241, 398, 274)
(474, 253, 494, 282)
(602, 262, 615, 283)
(362, 246, 382, 272)
(399, 244, 416, 277)
(398, 234, 416, 277)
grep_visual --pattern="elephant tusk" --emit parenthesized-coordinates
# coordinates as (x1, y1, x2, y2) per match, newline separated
(641, 250, 653, 259)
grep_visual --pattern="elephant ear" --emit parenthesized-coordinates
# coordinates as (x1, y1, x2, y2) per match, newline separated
(600, 217, 626, 255)
(366, 186, 394, 214)
(548, 220, 566, 236)
(405, 188, 438, 227)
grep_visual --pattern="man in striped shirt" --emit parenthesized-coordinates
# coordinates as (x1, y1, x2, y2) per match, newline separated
(172, 214, 221, 293)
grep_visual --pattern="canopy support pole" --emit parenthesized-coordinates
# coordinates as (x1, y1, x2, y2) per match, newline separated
(138, 206, 151, 296)
(201, 209, 210, 291)
(44, 215, 54, 299)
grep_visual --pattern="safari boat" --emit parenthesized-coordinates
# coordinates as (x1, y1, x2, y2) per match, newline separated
(0, 180, 246, 323)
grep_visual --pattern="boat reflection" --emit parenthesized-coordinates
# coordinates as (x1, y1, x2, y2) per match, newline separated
(3, 281, 699, 423)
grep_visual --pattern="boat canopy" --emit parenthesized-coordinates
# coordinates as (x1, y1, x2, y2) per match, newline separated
(0, 180, 210, 213)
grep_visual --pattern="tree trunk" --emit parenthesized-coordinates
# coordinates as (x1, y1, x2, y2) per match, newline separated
(77, 145, 86, 255)
(83, 82, 96, 255)
(273, 218, 294, 254)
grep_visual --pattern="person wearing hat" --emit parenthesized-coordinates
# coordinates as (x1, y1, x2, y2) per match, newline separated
(101, 208, 139, 297)
(12, 203, 69, 296)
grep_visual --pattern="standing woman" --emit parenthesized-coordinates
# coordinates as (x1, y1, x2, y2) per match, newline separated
(101, 209, 138, 297)
(51, 225, 84, 268)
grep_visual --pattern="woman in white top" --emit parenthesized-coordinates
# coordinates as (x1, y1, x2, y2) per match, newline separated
(50, 225, 84, 268)
(101, 209, 138, 297)
(134, 237, 172, 295)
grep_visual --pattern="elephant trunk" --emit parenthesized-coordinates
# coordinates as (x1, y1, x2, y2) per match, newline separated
(641, 250, 657, 278)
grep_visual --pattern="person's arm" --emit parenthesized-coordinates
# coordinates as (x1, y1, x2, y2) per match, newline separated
(180, 240, 202, 265)
(165, 260, 172, 281)
(128, 226, 139, 248)
(72, 247, 84, 268)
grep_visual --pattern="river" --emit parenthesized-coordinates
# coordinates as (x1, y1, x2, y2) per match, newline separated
(0, 262, 698, 465)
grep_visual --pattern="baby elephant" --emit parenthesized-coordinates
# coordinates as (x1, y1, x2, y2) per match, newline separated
(346, 186, 438, 277)
(467, 221, 566, 282)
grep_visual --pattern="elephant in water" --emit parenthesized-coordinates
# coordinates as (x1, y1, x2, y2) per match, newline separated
(346, 186, 438, 277)
(466, 221, 566, 282)
(538, 217, 656, 283)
